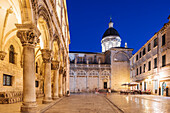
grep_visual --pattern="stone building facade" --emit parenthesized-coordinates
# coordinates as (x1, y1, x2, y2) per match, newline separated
(0, 0, 70, 112)
(130, 16, 170, 96)
(69, 20, 133, 92)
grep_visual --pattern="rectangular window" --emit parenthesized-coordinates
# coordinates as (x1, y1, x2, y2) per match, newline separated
(148, 61, 151, 71)
(154, 38, 158, 47)
(136, 68, 138, 75)
(3, 74, 12, 86)
(162, 55, 166, 67)
(136, 55, 138, 61)
(143, 64, 146, 73)
(35, 81, 39, 87)
(162, 34, 166, 46)
(143, 48, 146, 55)
(140, 66, 142, 74)
(139, 52, 142, 58)
(154, 58, 157, 68)
(148, 43, 151, 52)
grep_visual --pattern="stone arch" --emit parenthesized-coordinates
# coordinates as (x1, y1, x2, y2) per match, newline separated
(69, 70, 75, 76)
(101, 70, 110, 76)
(51, 34, 60, 61)
(89, 70, 98, 76)
(76, 70, 86, 76)
(37, 4, 53, 49)
(113, 51, 129, 62)
(37, 18, 51, 49)
(0, 0, 22, 51)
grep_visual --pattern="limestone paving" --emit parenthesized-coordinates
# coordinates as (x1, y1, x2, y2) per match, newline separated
(44, 94, 118, 113)
(106, 94, 170, 113)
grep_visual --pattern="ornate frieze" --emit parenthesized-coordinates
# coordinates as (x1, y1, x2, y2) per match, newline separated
(51, 60, 59, 70)
(0, 51, 7, 60)
(41, 49, 52, 63)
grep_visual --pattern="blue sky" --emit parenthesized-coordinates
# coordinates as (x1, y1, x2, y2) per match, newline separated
(66, 0, 170, 53)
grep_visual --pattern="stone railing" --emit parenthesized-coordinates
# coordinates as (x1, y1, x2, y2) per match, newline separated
(70, 64, 111, 69)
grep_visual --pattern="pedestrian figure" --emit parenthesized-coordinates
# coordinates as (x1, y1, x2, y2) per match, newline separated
(106, 88, 108, 96)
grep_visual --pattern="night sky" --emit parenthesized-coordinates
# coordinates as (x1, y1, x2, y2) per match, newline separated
(66, 0, 170, 54)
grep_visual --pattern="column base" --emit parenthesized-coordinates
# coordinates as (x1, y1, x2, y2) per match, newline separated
(59, 94, 63, 97)
(21, 102, 38, 113)
(42, 98, 53, 104)
(52, 96, 59, 100)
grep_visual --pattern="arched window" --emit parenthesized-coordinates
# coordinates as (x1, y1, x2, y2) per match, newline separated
(77, 70, 86, 76)
(9, 45, 15, 64)
(101, 71, 110, 76)
(89, 70, 98, 76)
(36, 62, 38, 73)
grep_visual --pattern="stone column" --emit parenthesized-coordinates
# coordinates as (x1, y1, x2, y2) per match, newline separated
(51, 60, 59, 100)
(41, 49, 52, 104)
(62, 76, 65, 96)
(65, 77, 67, 95)
(15, 24, 40, 112)
(63, 71, 67, 95)
(59, 66, 63, 97)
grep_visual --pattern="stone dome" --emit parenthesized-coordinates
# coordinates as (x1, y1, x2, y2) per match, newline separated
(102, 28, 120, 39)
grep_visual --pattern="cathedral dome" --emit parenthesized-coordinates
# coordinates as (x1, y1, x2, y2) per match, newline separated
(102, 28, 120, 39)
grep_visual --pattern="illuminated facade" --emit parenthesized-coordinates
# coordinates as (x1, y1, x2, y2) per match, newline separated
(130, 16, 170, 96)
(0, 0, 70, 112)
(69, 20, 133, 92)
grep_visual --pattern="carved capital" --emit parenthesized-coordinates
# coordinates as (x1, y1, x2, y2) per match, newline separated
(41, 49, 52, 63)
(51, 60, 59, 70)
(15, 24, 40, 47)
(0, 51, 7, 60)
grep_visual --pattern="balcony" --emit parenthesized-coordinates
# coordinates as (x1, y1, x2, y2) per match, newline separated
(70, 64, 111, 69)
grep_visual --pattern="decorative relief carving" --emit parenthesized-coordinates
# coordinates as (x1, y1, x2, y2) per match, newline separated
(0, 51, 7, 60)
(15, 24, 41, 47)
(51, 60, 59, 70)
(17, 30, 40, 46)
(41, 49, 52, 63)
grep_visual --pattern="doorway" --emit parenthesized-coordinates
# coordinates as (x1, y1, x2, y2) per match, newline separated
(104, 82, 107, 89)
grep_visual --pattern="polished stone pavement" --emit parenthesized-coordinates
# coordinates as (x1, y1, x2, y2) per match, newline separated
(44, 94, 118, 113)
(106, 94, 170, 113)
